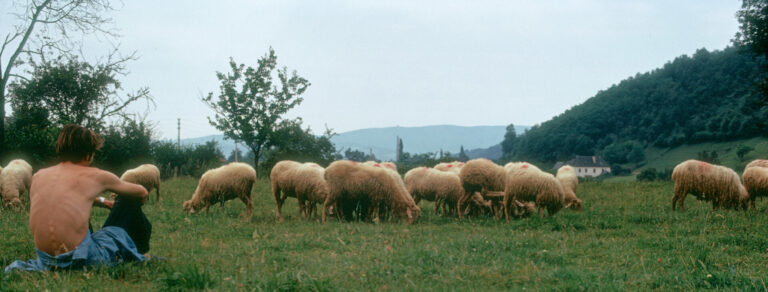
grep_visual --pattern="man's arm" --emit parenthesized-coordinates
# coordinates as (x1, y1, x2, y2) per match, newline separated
(100, 171, 148, 201)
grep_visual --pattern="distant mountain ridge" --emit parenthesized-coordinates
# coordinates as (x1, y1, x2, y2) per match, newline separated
(179, 124, 529, 160)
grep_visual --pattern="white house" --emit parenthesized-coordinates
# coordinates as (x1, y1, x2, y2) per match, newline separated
(554, 156, 611, 178)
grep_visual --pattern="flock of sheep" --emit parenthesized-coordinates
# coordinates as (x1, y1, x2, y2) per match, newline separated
(268, 158, 585, 223)
(2, 157, 768, 223)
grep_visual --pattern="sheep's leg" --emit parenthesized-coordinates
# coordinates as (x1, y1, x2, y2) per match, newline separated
(372, 204, 380, 224)
(503, 197, 510, 222)
(456, 191, 471, 219)
(672, 185, 686, 211)
(240, 195, 253, 220)
(322, 197, 334, 223)
(750, 195, 757, 209)
(156, 184, 161, 202)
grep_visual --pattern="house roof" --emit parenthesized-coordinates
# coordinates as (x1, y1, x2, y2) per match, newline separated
(559, 155, 610, 168)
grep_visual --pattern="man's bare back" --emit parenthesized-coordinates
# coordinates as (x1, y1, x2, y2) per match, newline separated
(29, 161, 148, 256)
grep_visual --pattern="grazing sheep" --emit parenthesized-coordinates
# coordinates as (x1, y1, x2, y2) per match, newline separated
(323, 160, 420, 224)
(291, 163, 331, 219)
(671, 160, 748, 211)
(404, 167, 462, 214)
(556, 165, 583, 210)
(503, 162, 565, 218)
(183, 162, 257, 218)
(270, 160, 303, 220)
(742, 165, 768, 210)
(457, 159, 507, 219)
(0, 159, 32, 210)
(120, 164, 161, 202)
(746, 159, 768, 169)
(434, 161, 465, 174)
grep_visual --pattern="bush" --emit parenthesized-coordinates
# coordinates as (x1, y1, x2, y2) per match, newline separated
(637, 168, 658, 182)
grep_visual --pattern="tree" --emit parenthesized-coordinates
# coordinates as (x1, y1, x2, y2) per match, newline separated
(344, 148, 367, 162)
(1, 0, 122, 155)
(501, 123, 517, 155)
(734, 0, 768, 57)
(203, 48, 310, 177)
(458, 145, 469, 162)
(261, 119, 339, 173)
(8, 57, 151, 131)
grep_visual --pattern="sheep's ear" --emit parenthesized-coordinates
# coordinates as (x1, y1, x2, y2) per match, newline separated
(406, 208, 413, 219)
(515, 200, 525, 207)
(565, 202, 573, 208)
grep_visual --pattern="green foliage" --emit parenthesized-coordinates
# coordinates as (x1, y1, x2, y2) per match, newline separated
(4, 57, 152, 169)
(343, 148, 369, 162)
(94, 119, 154, 175)
(602, 140, 645, 164)
(150, 141, 224, 178)
(734, 0, 768, 58)
(203, 48, 310, 176)
(500, 123, 517, 155)
(636, 168, 672, 182)
(737, 145, 754, 161)
(261, 119, 340, 173)
(514, 47, 768, 163)
(8, 57, 151, 132)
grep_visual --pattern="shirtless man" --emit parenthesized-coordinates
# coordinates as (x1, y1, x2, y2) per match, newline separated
(5, 124, 152, 272)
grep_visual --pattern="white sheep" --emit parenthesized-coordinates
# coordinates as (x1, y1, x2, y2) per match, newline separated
(0, 159, 32, 210)
(457, 159, 507, 219)
(183, 162, 257, 218)
(120, 164, 161, 202)
(271, 162, 330, 220)
(672, 160, 748, 211)
(323, 160, 420, 223)
(556, 165, 583, 210)
(743, 165, 768, 209)
(270, 160, 303, 220)
(503, 162, 565, 218)
(434, 161, 465, 174)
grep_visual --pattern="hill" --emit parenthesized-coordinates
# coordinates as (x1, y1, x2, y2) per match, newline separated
(513, 47, 768, 165)
(179, 125, 530, 160)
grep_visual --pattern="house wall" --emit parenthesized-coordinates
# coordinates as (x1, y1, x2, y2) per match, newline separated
(575, 167, 611, 177)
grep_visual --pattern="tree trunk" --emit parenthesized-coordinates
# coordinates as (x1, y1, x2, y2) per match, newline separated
(0, 84, 5, 158)
(252, 147, 261, 178)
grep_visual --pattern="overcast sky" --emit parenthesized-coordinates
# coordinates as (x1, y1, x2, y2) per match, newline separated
(1, 1, 742, 140)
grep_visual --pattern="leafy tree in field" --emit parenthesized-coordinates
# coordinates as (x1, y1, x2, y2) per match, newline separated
(8, 58, 151, 131)
(735, 0, 768, 58)
(203, 48, 310, 177)
(1, 0, 126, 156)
(261, 119, 339, 173)
(636, 168, 658, 182)
(6, 57, 152, 167)
(501, 123, 517, 155)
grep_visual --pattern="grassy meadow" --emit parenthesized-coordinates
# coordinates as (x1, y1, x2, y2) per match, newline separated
(2, 177, 768, 291)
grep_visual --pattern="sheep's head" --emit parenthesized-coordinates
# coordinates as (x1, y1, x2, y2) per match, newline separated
(511, 200, 535, 218)
(182, 200, 196, 213)
(3, 198, 22, 210)
(566, 197, 583, 211)
(400, 204, 421, 224)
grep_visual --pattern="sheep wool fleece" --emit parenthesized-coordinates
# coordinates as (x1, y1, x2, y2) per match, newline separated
(4, 227, 146, 272)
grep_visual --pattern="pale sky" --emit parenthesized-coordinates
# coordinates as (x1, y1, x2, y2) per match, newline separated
(1, 1, 742, 140)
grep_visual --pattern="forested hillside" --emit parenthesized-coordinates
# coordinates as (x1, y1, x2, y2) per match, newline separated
(514, 47, 768, 163)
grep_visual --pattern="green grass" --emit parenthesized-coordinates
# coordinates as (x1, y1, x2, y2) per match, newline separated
(3, 177, 768, 290)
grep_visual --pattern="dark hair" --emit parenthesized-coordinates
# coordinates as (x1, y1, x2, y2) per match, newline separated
(56, 124, 103, 163)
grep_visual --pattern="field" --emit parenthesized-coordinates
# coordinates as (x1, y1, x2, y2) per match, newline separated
(2, 177, 768, 291)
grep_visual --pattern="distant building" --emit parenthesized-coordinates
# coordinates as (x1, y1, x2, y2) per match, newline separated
(554, 156, 611, 178)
